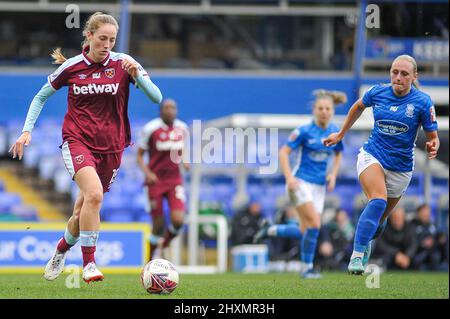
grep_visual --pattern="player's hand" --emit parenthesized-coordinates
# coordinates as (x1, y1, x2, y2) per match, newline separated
(323, 132, 343, 147)
(326, 174, 337, 192)
(121, 58, 139, 78)
(287, 176, 300, 192)
(9, 132, 32, 160)
(145, 171, 159, 185)
(426, 140, 438, 159)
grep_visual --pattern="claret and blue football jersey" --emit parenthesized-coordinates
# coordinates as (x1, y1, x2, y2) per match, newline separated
(362, 84, 438, 172)
(287, 121, 343, 185)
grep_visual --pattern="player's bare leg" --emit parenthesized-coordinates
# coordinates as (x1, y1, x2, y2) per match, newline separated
(75, 166, 104, 283)
(44, 192, 83, 281)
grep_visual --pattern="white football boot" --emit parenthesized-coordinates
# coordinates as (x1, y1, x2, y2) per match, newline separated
(82, 262, 104, 283)
(44, 249, 68, 281)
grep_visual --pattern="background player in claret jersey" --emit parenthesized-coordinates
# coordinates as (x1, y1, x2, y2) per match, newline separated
(137, 98, 190, 261)
(254, 90, 346, 278)
(324, 55, 440, 275)
(9, 12, 162, 283)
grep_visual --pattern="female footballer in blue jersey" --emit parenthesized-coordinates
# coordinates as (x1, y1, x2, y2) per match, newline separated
(324, 55, 440, 275)
(257, 90, 346, 278)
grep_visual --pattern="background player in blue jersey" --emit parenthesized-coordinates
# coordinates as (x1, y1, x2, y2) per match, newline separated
(255, 89, 346, 278)
(324, 55, 440, 275)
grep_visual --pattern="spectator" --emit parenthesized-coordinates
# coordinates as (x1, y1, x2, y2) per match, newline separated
(411, 203, 448, 271)
(373, 207, 417, 270)
(316, 208, 354, 271)
(230, 201, 264, 246)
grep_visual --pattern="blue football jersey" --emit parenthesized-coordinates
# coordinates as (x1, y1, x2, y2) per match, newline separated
(287, 121, 344, 185)
(362, 84, 438, 172)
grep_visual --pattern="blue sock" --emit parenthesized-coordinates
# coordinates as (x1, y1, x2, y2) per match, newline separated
(274, 224, 303, 240)
(300, 228, 320, 264)
(354, 198, 387, 253)
(372, 219, 388, 240)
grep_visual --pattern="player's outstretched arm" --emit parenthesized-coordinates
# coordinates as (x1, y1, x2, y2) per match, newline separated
(323, 98, 366, 147)
(9, 82, 55, 160)
(326, 151, 343, 192)
(121, 58, 163, 104)
(279, 145, 299, 191)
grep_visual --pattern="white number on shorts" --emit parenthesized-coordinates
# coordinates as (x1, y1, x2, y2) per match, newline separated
(108, 168, 120, 189)
(175, 185, 185, 202)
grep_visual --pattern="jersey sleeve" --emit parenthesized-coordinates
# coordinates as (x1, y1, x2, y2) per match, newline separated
(361, 85, 378, 107)
(286, 127, 304, 150)
(137, 125, 153, 151)
(419, 96, 438, 132)
(47, 60, 72, 90)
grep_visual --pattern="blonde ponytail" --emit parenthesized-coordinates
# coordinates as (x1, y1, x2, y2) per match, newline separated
(50, 47, 67, 65)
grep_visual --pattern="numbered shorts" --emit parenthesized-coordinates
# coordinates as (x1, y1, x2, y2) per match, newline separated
(61, 140, 122, 193)
(146, 183, 186, 217)
(287, 178, 326, 214)
(356, 148, 412, 198)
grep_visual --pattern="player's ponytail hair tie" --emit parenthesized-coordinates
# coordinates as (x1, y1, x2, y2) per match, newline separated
(50, 12, 119, 64)
(312, 89, 347, 106)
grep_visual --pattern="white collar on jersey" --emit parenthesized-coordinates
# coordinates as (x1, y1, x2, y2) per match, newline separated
(82, 46, 111, 67)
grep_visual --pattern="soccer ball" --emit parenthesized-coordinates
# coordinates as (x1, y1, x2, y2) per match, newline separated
(141, 259, 179, 295)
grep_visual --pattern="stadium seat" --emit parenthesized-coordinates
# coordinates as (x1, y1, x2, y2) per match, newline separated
(10, 205, 38, 221)
(0, 192, 22, 212)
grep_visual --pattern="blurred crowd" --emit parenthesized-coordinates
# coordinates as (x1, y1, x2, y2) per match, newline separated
(230, 201, 449, 272)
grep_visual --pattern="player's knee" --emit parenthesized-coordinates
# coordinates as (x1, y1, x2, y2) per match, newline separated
(310, 216, 321, 229)
(171, 212, 184, 229)
(84, 190, 103, 207)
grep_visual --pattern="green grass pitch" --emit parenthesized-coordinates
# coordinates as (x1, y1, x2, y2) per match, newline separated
(0, 272, 448, 299)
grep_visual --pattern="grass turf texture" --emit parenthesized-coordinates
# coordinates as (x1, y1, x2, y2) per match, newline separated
(0, 272, 447, 299)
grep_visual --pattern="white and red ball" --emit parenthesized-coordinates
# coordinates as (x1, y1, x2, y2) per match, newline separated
(141, 259, 179, 295)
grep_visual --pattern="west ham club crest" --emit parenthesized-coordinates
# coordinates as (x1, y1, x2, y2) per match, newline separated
(105, 68, 115, 79)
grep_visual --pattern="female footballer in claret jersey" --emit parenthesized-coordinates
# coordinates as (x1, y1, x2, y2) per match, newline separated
(324, 55, 439, 275)
(10, 12, 163, 283)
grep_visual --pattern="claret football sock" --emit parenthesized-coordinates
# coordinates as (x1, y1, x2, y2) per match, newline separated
(162, 224, 182, 248)
(149, 234, 162, 260)
(56, 228, 79, 253)
(353, 198, 387, 253)
(80, 231, 99, 267)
